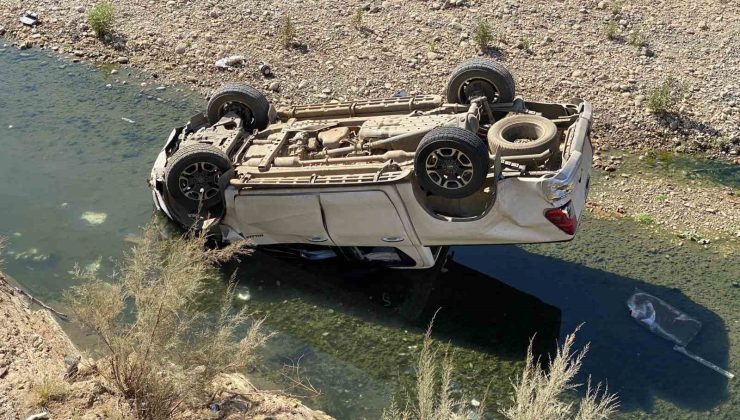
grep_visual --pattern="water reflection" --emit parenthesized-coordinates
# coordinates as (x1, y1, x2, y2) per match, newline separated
(454, 245, 730, 413)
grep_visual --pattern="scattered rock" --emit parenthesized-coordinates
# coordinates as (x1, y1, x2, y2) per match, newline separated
(175, 44, 187, 54)
(268, 81, 280, 92)
(116, 56, 129, 64)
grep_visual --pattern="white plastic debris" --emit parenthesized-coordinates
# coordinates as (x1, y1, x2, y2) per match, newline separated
(215, 55, 246, 70)
(20, 11, 39, 27)
(627, 291, 734, 379)
(80, 211, 107, 225)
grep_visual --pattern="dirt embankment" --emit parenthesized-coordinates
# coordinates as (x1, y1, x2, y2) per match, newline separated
(0, 271, 333, 419)
(1, 0, 737, 156)
(0, 0, 737, 238)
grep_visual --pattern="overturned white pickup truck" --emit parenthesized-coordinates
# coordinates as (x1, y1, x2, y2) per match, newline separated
(149, 58, 593, 268)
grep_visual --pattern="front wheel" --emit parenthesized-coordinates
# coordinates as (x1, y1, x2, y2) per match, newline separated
(164, 144, 232, 227)
(414, 127, 490, 199)
(207, 84, 271, 130)
(446, 58, 516, 105)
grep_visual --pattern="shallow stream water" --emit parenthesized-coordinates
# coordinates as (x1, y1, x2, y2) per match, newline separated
(0, 44, 737, 419)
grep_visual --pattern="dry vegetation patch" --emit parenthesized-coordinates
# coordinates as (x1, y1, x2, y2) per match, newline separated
(64, 224, 271, 419)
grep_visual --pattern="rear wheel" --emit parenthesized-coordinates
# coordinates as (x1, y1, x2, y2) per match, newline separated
(207, 84, 270, 130)
(446, 58, 516, 105)
(414, 127, 490, 199)
(164, 144, 232, 226)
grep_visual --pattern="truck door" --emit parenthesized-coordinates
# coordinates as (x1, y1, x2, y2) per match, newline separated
(232, 193, 333, 245)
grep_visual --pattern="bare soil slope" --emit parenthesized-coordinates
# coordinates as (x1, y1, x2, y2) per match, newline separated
(0, 272, 333, 419)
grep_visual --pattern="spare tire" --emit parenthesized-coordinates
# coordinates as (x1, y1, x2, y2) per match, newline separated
(414, 127, 490, 199)
(446, 58, 516, 105)
(487, 115, 558, 166)
(207, 84, 270, 130)
(164, 143, 232, 222)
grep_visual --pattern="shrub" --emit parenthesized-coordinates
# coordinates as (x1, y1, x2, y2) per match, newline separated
(86, 2, 115, 37)
(646, 76, 685, 114)
(612, 0, 623, 16)
(501, 326, 619, 420)
(65, 223, 270, 419)
(280, 16, 296, 48)
(627, 29, 647, 47)
(605, 21, 618, 40)
(518, 37, 532, 51)
(474, 19, 493, 50)
(634, 213, 654, 225)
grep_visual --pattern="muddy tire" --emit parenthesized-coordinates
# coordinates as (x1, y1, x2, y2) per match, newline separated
(164, 143, 232, 220)
(207, 84, 270, 130)
(487, 115, 558, 166)
(446, 58, 516, 105)
(414, 127, 490, 199)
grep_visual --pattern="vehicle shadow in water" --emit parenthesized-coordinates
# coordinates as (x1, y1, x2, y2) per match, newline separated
(452, 245, 730, 413)
(248, 248, 563, 362)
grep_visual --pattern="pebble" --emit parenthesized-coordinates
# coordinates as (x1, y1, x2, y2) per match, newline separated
(117, 56, 129, 64)
(175, 44, 187, 54)
(269, 81, 280, 92)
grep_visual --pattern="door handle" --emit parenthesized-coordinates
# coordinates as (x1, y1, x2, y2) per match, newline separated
(308, 236, 328, 243)
(382, 236, 404, 243)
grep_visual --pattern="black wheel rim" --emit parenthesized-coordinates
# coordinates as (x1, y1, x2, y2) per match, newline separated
(178, 162, 223, 201)
(218, 101, 254, 126)
(458, 78, 500, 104)
(425, 148, 474, 190)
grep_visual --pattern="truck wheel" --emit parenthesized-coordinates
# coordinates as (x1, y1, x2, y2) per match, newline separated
(207, 84, 270, 130)
(446, 58, 516, 105)
(164, 143, 232, 216)
(487, 115, 558, 166)
(414, 127, 490, 199)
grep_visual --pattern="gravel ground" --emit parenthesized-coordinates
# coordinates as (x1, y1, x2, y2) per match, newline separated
(1, 0, 738, 238)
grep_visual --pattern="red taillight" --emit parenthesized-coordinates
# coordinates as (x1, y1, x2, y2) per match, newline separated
(545, 204, 577, 235)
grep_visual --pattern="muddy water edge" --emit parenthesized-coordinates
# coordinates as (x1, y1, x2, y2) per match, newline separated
(0, 44, 737, 419)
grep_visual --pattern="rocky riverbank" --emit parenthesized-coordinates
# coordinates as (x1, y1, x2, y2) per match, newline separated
(0, 0, 737, 239)
(0, 271, 333, 419)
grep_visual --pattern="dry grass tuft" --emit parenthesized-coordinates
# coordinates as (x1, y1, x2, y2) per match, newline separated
(65, 222, 270, 419)
(280, 16, 296, 48)
(382, 314, 485, 420)
(387, 324, 618, 420)
(31, 375, 68, 408)
(501, 326, 619, 420)
(352, 9, 364, 30)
